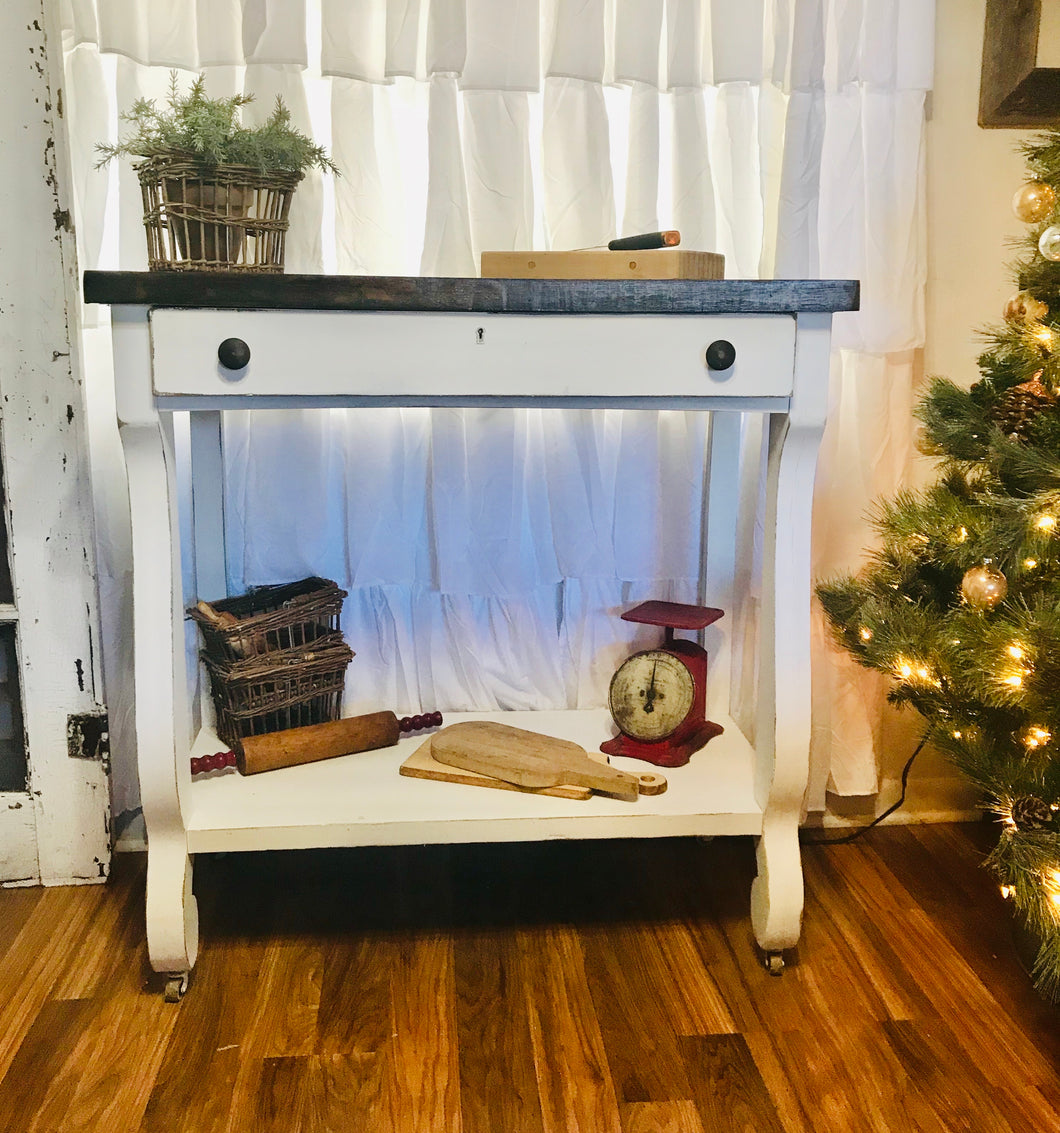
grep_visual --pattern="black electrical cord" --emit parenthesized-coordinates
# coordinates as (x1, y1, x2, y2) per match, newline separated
(801, 734, 928, 845)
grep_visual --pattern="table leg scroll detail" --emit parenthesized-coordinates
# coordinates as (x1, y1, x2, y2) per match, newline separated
(146, 842, 198, 980)
(750, 815, 803, 961)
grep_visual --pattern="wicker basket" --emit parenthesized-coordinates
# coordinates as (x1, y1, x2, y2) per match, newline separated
(188, 577, 348, 664)
(136, 156, 303, 272)
(204, 637, 355, 749)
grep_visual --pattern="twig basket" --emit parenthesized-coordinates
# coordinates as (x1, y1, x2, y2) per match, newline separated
(188, 577, 347, 665)
(136, 156, 302, 272)
(204, 638, 354, 749)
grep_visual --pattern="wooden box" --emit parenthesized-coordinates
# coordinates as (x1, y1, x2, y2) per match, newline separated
(480, 248, 725, 281)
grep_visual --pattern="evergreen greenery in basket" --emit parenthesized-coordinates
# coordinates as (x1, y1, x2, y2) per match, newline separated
(95, 73, 337, 271)
(816, 129, 1060, 1004)
(95, 72, 338, 175)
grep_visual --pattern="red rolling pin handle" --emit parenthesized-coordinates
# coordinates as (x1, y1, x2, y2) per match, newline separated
(190, 710, 444, 776)
(399, 710, 444, 733)
(190, 750, 238, 775)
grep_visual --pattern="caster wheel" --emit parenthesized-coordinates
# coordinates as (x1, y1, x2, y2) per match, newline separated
(164, 972, 189, 1002)
(765, 952, 784, 976)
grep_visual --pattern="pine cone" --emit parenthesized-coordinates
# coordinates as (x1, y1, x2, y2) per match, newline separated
(1010, 795, 1055, 831)
(989, 376, 1058, 441)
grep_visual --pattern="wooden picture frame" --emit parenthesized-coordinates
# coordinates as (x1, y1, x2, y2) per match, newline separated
(980, 0, 1060, 127)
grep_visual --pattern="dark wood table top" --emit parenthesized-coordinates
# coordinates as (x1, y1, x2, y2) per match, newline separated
(83, 272, 860, 316)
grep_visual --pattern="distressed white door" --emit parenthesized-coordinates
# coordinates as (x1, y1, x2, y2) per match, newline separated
(0, 0, 109, 885)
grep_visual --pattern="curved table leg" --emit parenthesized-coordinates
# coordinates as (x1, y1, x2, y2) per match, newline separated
(146, 841, 199, 980)
(121, 417, 198, 982)
(750, 816, 803, 969)
(751, 313, 833, 970)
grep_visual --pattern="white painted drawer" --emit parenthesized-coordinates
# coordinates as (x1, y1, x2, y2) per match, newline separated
(149, 309, 796, 401)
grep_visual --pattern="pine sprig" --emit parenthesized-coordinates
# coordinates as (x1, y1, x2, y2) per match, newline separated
(977, 321, 1060, 391)
(1018, 127, 1060, 179)
(916, 377, 995, 461)
(95, 72, 338, 175)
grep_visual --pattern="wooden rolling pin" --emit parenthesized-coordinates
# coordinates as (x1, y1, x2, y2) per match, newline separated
(190, 710, 443, 776)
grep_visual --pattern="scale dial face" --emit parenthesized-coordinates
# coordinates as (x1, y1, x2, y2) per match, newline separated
(608, 649, 696, 742)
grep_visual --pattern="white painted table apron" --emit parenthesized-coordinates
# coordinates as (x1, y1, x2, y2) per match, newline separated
(84, 272, 860, 996)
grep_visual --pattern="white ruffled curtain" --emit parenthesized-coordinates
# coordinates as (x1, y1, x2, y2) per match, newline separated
(63, 0, 934, 824)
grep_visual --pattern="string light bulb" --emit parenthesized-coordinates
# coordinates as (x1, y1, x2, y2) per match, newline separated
(893, 656, 939, 686)
(1036, 514, 1057, 532)
(998, 640, 1032, 693)
(1041, 869, 1060, 911)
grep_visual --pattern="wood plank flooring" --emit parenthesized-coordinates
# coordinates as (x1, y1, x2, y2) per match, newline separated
(0, 822, 1057, 1132)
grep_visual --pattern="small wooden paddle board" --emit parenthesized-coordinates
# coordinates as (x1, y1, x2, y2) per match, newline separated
(399, 738, 667, 798)
(430, 721, 645, 801)
(400, 739, 597, 799)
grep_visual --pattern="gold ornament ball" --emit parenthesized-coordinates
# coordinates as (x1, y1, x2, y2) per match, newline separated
(961, 564, 1008, 610)
(1013, 180, 1057, 223)
(1003, 290, 1049, 323)
(1040, 225, 1060, 262)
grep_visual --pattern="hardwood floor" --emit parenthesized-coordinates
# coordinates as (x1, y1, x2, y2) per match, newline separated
(0, 822, 1057, 1132)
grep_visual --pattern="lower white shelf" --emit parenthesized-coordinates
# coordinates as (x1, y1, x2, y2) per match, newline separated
(182, 708, 764, 853)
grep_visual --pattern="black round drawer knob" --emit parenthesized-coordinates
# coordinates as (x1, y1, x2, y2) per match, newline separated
(218, 337, 251, 370)
(705, 339, 736, 371)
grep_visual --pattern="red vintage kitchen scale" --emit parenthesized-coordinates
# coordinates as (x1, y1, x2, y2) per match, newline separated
(600, 600, 724, 768)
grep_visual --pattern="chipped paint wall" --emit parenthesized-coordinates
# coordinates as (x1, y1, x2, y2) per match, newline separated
(0, 0, 109, 884)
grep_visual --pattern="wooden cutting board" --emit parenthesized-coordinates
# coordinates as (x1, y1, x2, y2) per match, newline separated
(430, 721, 646, 801)
(400, 739, 598, 799)
(480, 249, 725, 280)
(399, 733, 667, 799)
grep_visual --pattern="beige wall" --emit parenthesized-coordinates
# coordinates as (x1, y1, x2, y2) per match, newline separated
(926, 0, 1035, 387)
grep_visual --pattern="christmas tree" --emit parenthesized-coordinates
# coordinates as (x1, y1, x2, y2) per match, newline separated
(817, 130, 1060, 1003)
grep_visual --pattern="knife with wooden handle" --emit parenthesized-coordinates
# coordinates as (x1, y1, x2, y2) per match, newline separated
(431, 720, 642, 801)
(607, 230, 680, 250)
